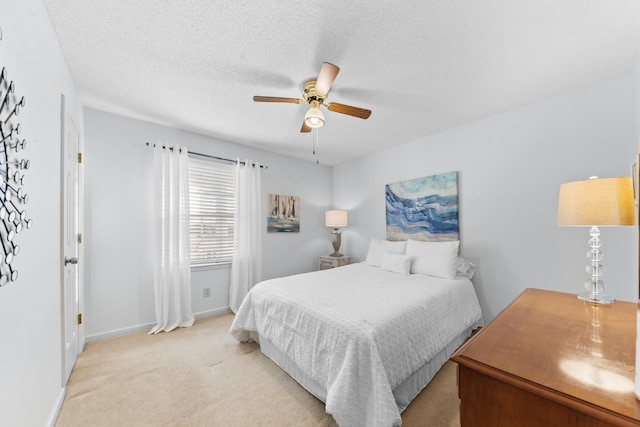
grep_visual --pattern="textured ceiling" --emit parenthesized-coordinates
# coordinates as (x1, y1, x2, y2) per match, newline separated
(43, 1, 640, 165)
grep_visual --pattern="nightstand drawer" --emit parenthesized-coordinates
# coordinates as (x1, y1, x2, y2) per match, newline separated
(319, 255, 350, 270)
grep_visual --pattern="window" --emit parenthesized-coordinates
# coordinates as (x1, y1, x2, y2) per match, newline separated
(188, 155, 235, 267)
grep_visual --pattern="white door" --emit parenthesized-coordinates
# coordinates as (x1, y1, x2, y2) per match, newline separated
(62, 95, 81, 384)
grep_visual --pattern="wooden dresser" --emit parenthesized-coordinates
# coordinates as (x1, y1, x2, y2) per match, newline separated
(451, 288, 640, 427)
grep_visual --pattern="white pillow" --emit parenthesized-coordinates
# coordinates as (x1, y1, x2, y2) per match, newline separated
(406, 239, 460, 279)
(365, 239, 384, 266)
(365, 238, 408, 267)
(381, 253, 412, 275)
(382, 239, 407, 254)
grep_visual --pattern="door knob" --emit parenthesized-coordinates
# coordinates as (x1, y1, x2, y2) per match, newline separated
(64, 257, 78, 266)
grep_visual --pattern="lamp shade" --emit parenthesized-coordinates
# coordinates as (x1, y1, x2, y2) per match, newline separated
(557, 177, 636, 226)
(325, 210, 348, 228)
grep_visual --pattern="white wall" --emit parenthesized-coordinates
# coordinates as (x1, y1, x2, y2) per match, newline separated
(334, 74, 638, 321)
(83, 108, 333, 340)
(0, 0, 84, 426)
(633, 44, 640, 144)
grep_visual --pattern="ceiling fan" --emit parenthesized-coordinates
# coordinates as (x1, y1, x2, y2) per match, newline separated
(253, 62, 372, 133)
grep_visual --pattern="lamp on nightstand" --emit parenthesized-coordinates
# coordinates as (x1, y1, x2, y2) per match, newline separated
(557, 176, 636, 304)
(325, 210, 348, 257)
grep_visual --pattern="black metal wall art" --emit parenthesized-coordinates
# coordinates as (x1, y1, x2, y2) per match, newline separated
(0, 26, 32, 286)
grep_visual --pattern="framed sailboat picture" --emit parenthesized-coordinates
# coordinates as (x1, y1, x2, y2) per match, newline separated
(267, 194, 300, 233)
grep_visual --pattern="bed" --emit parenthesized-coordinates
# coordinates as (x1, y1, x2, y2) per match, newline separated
(230, 239, 483, 427)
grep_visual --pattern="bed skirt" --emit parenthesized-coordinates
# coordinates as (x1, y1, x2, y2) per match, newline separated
(254, 322, 478, 415)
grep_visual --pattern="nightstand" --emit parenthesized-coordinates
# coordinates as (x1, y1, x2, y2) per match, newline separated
(318, 255, 350, 270)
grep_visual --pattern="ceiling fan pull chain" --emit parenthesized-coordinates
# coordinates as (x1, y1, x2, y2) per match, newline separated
(312, 127, 316, 155)
(313, 128, 319, 164)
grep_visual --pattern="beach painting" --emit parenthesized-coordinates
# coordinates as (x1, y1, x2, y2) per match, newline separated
(267, 194, 300, 233)
(385, 171, 459, 241)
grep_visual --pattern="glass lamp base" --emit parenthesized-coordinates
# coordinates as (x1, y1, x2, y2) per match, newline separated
(579, 227, 613, 305)
(577, 292, 614, 305)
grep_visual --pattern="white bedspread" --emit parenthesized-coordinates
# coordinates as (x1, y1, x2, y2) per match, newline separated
(230, 262, 483, 427)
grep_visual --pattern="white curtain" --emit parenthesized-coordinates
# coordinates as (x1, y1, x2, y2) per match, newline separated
(150, 144, 194, 334)
(229, 159, 262, 313)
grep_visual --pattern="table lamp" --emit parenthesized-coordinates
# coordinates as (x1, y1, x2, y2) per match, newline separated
(557, 176, 636, 304)
(325, 210, 348, 257)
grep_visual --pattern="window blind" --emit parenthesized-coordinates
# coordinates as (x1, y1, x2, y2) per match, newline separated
(188, 155, 235, 266)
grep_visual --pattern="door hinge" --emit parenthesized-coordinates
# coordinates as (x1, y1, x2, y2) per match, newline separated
(77, 313, 83, 325)
(78, 152, 82, 163)
(77, 233, 82, 244)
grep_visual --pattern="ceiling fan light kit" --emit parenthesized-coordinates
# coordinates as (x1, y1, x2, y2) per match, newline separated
(304, 102, 324, 128)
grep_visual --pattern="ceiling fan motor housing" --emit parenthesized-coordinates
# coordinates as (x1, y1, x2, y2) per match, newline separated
(302, 79, 324, 105)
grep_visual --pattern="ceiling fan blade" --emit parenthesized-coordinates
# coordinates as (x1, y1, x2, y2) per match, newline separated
(314, 63, 340, 97)
(300, 120, 311, 133)
(253, 96, 303, 104)
(326, 102, 372, 119)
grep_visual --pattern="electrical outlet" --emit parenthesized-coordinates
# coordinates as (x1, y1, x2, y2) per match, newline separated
(203, 287, 211, 298)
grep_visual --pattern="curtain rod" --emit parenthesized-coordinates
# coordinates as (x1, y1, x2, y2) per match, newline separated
(145, 142, 268, 169)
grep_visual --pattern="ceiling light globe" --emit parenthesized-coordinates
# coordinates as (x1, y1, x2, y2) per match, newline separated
(304, 108, 324, 128)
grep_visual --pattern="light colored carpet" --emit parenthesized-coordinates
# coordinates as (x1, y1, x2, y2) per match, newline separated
(55, 313, 461, 427)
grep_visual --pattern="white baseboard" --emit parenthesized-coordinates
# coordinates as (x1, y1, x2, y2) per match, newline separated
(85, 321, 156, 343)
(85, 307, 232, 343)
(46, 387, 66, 427)
(194, 306, 232, 319)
